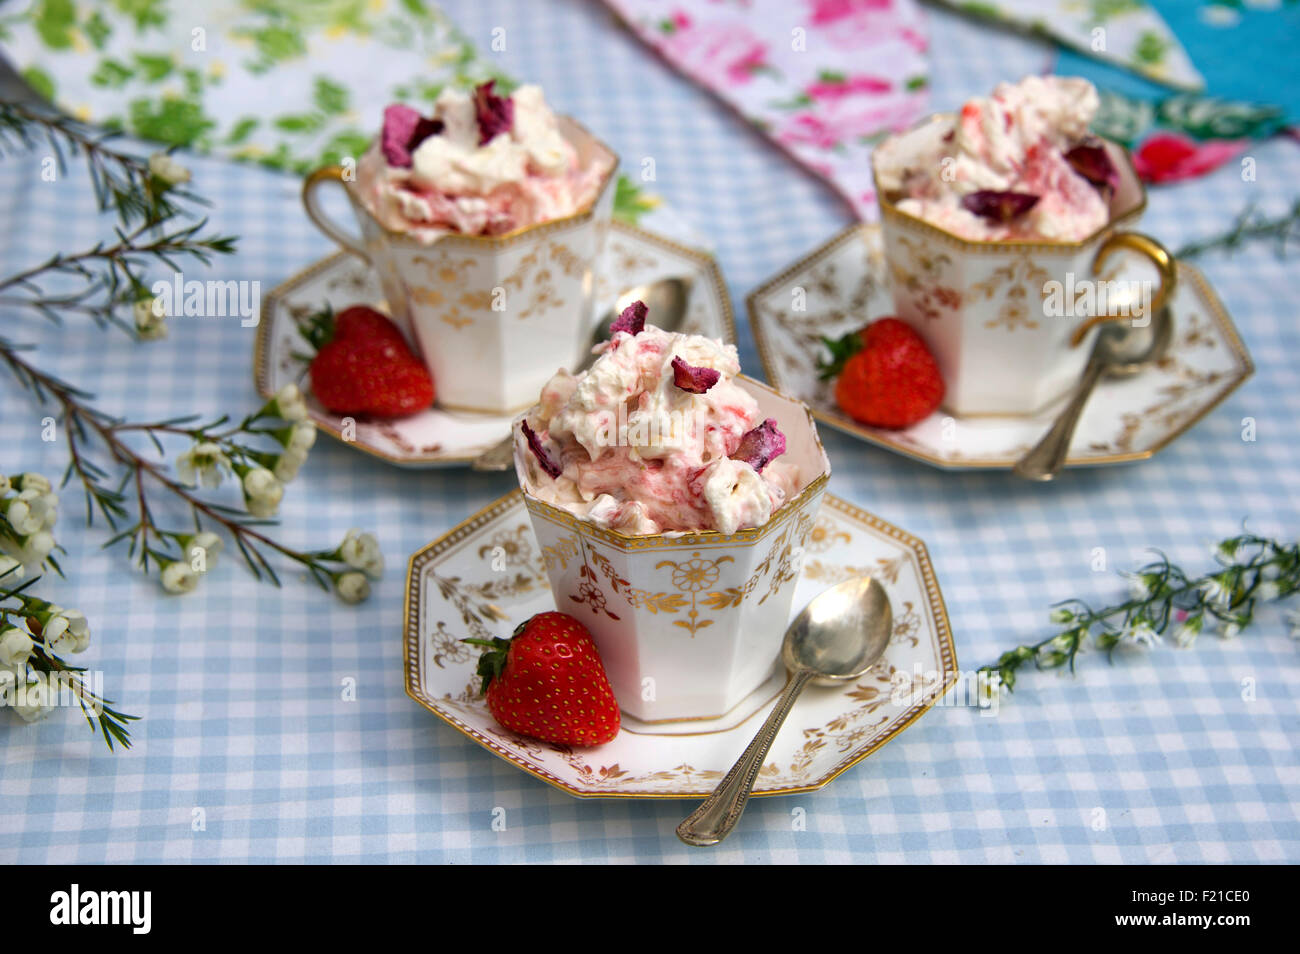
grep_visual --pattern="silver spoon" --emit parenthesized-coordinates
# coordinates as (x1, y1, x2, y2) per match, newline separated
(470, 276, 693, 471)
(1013, 305, 1173, 482)
(676, 576, 893, 847)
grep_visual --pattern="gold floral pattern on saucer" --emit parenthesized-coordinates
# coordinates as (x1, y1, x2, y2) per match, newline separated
(403, 491, 957, 799)
(747, 224, 1254, 470)
(254, 223, 737, 468)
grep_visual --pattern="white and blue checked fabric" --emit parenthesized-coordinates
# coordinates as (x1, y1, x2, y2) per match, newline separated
(0, 0, 1296, 863)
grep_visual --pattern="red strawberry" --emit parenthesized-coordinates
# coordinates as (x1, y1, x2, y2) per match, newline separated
(464, 612, 620, 746)
(819, 318, 944, 429)
(306, 305, 434, 417)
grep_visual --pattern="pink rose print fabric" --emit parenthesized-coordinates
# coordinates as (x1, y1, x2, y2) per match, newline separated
(602, 0, 930, 219)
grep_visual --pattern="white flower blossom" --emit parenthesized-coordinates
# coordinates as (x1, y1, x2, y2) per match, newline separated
(272, 447, 306, 483)
(4, 530, 55, 573)
(187, 531, 223, 572)
(335, 571, 370, 604)
(1214, 539, 1239, 564)
(1173, 614, 1204, 648)
(288, 421, 317, 454)
(242, 467, 283, 518)
(41, 607, 89, 655)
(134, 297, 167, 339)
(0, 627, 34, 667)
(339, 529, 383, 578)
(1125, 572, 1153, 600)
(1121, 618, 1161, 648)
(3, 493, 48, 536)
(16, 473, 50, 494)
(161, 560, 200, 595)
(1217, 618, 1242, 640)
(176, 442, 231, 489)
(272, 383, 308, 423)
(1198, 575, 1232, 609)
(148, 151, 191, 186)
(12, 671, 56, 723)
(1257, 581, 1280, 602)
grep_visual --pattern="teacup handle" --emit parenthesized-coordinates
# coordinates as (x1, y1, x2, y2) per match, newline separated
(302, 165, 371, 263)
(1068, 231, 1176, 347)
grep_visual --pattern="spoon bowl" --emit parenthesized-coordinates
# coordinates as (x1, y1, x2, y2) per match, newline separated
(677, 577, 892, 846)
(783, 575, 893, 686)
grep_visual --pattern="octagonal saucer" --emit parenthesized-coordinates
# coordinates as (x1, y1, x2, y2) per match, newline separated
(747, 224, 1253, 470)
(403, 490, 957, 799)
(255, 222, 736, 468)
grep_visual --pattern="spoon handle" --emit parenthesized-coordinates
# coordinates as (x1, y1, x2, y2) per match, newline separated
(1012, 354, 1107, 482)
(676, 669, 816, 846)
(471, 434, 515, 472)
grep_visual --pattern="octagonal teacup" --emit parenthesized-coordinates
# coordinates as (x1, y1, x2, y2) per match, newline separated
(517, 377, 831, 723)
(302, 117, 618, 415)
(874, 118, 1176, 417)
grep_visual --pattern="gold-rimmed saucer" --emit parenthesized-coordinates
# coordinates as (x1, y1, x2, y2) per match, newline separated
(746, 224, 1253, 471)
(402, 490, 957, 799)
(254, 222, 737, 468)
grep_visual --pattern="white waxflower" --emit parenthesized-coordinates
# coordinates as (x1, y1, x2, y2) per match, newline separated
(287, 421, 317, 454)
(3, 494, 47, 536)
(242, 467, 283, 518)
(1173, 614, 1203, 648)
(176, 442, 231, 489)
(41, 607, 89, 655)
(187, 531, 223, 572)
(1198, 575, 1232, 609)
(339, 529, 384, 578)
(272, 447, 306, 483)
(272, 383, 309, 423)
(16, 473, 50, 494)
(9, 530, 55, 572)
(335, 571, 370, 604)
(148, 151, 191, 186)
(134, 297, 167, 339)
(1049, 607, 1074, 625)
(161, 560, 200, 594)
(0, 554, 23, 584)
(12, 671, 56, 723)
(1121, 618, 1160, 648)
(0, 627, 34, 667)
(1217, 618, 1242, 640)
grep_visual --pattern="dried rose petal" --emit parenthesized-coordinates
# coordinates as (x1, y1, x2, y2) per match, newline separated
(671, 356, 721, 394)
(731, 418, 786, 472)
(473, 81, 514, 145)
(381, 104, 443, 168)
(1064, 141, 1118, 191)
(520, 420, 561, 478)
(961, 190, 1040, 224)
(609, 300, 647, 337)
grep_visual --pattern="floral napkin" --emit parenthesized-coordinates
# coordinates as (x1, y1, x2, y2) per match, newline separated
(0, 0, 698, 236)
(0, 0, 511, 175)
(600, 0, 932, 218)
(929, 0, 1203, 90)
(1062, 0, 1299, 184)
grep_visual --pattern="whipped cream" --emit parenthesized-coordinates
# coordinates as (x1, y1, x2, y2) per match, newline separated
(515, 324, 799, 535)
(356, 84, 612, 240)
(874, 76, 1110, 241)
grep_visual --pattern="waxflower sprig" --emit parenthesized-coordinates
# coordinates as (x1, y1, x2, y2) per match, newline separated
(1175, 197, 1300, 261)
(980, 532, 1299, 695)
(0, 99, 235, 339)
(1, 338, 382, 601)
(0, 480, 137, 749)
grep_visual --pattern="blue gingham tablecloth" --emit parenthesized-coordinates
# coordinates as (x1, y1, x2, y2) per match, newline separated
(0, 1, 1296, 864)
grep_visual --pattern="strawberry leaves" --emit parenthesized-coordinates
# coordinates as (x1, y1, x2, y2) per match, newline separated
(817, 329, 865, 381)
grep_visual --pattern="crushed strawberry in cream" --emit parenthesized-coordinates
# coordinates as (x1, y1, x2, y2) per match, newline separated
(356, 83, 613, 240)
(873, 76, 1113, 241)
(514, 320, 800, 536)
